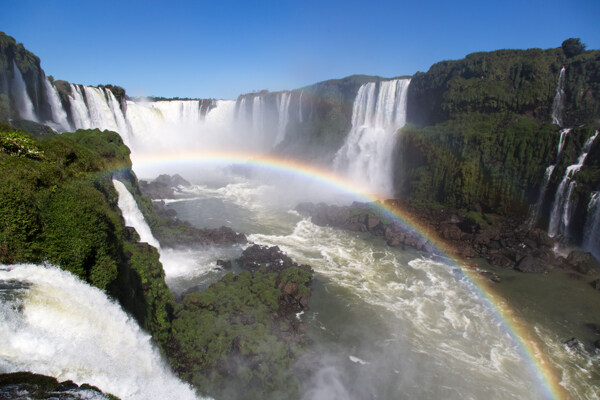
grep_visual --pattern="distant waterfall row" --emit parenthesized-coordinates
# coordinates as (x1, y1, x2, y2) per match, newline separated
(334, 78, 411, 196)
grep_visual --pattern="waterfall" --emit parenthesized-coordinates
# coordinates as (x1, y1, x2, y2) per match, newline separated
(583, 192, 600, 259)
(112, 179, 161, 249)
(548, 130, 599, 238)
(298, 90, 304, 123)
(275, 91, 291, 145)
(551, 67, 566, 127)
(69, 84, 92, 129)
(333, 78, 411, 196)
(11, 61, 37, 121)
(0, 264, 203, 400)
(82, 86, 120, 133)
(528, 128, 572, 227)
(43, 77, 70, 131)
(106, 90, 131, 146)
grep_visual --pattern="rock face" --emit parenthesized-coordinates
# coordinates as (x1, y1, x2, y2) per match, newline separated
(0, 372, 117, 400)
(297, 200, 599, 277)
(139, 174, 191, 199)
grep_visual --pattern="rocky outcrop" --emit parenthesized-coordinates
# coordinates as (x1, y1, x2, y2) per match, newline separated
(0, 372, 118, 400)
(297, 200, 600, 277)
(139, 174, 190, 199)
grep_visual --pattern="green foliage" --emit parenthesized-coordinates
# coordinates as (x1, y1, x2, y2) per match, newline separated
(0, 124, 173, 346)
(167, 268, 310, 400)
(0, 128, 44, 158)
(397, 113, 557, 215)
(562, 38, 586, 58)
(408, 48, 564, 127)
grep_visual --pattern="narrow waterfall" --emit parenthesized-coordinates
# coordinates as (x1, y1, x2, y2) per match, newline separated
(333, 78, 411, 196)
(0, 264, 202, 400)
(528, 128, 571, 227)
(298, 90, 304, 123)
(106, 90, 131, 146)
(43, 77, 70, 131)
(551, 67, 566, 127)
(583, 192, 600, 259)
(11, 61, 37, 121)
(275, 91, 291, 145)
(548, 130, 599, 238)
(112, 179, 161, 249)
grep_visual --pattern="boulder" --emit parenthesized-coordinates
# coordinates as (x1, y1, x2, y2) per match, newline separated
(515, 256, 551, 273)
(566, 251, 600, 275)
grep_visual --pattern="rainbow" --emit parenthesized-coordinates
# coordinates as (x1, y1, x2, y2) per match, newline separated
(131, 149, 565, 399)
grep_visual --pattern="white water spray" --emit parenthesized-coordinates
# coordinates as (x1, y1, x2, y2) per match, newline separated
(0, 264, 203, 400)
(548, 130, 599, 238)
(11, 61, 37, 121)
(333, 79, 411, 196)
(583, 192, 600, 259)
(275, 92, 292, 145)
(43, 77, 70, 131)
(112, 179, 160, 249)
(551, 67, 566, 127)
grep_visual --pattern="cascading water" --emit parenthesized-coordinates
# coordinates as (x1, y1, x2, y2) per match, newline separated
(583, 192, 600, 259)
(68, 84, 92, 129)
(112, 179, 161, 249)
(275, 91, 291, 145)
(0, 264, 204, 400)
(528, 128, 571, 227)
(11, 61, 37, 122)
(551, 67, 566, 127)
(43, 77, 71, 131)
(82, 86, 121, 133)
(333, 78, 411, 196)
(548, 130, 599, 238)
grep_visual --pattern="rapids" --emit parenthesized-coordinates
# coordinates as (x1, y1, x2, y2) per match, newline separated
(150, 168, 600, 399)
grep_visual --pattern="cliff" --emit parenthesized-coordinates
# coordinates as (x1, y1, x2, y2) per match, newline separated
(395, 43, 600, 246)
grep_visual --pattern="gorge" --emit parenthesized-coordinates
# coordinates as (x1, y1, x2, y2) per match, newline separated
(1, 31, 600, 400)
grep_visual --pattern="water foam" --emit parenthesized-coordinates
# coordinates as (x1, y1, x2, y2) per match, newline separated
(0, 264, 203, 400)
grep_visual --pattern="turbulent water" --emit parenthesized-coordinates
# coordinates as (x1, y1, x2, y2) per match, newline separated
(0, 264, 204, 400)
(137, 167, 600, 399)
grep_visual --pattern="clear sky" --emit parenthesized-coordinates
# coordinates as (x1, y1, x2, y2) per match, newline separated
(2, 0, 599, 99)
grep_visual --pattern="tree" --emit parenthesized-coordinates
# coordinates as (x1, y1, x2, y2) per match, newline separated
(562, 38, 586, 58)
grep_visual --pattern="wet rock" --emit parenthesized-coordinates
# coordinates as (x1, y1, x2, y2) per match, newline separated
(590, 279, 600, 290)
(563, 337, 579, 349)
(139, 174, 190, 199)
(515, 256, 550, 273)
(216, 259, 232, 269)
(488, 254, 513, 269)
(594, 340, 600, 350)
(566, 251, 600, 275)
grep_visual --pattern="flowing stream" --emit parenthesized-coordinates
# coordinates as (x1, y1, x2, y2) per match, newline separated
(145, 167, 600, 399)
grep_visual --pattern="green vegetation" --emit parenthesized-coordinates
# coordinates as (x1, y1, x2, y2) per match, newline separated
(397, 114, 557, 215)
(0, 124, 174, 346)
(400, 43, 600, 220)
(166, 267, 312, 400)
(562, 38, 586, 58)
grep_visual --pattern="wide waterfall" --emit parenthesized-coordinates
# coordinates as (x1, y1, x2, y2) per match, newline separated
(0, 264, 203, 400)
(11, 61, 37, 122)
(333, 78, 411, 196)
(548, 130, 599, 238)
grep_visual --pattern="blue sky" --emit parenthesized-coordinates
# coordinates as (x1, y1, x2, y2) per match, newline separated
(2, 0, 599, 99)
